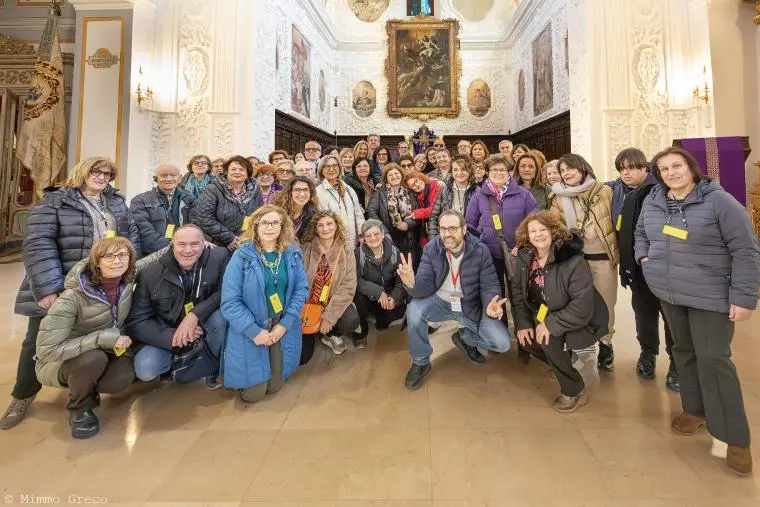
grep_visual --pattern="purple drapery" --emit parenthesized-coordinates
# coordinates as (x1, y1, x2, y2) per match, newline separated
(677, 137, 747, 205)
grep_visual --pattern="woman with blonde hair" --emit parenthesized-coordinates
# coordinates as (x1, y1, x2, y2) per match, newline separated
(3, 157, 141, 431)
(180, 154, 214, 199)
(220, 204, 309, 404)
(315, 155, 365, 247)
(339, 147, 355, 175)
(299, 210, 359, 359)
(353, 140, 370, 160)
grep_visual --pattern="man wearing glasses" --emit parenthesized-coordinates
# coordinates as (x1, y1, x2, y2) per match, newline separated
(304, 140, 322, 173)
(127, 225, 230, 389)
(398, 210, 511, 390)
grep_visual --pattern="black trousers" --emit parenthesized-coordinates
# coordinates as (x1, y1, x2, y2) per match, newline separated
(661, 301, 750, 447)
(354, 292, 407, 337)
(300, 304, 361, 365)
(630, 278, 673, 359)
(12, 317, 43, 400)
(541, 336, 584, 397)
(59, 349, 135, 411)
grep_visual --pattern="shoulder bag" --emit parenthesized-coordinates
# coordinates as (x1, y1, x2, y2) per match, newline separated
(301, 248, 343, 334)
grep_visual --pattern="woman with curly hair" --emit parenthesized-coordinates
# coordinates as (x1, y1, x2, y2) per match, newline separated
(271, 176, 319, 239)
(299, 210, 359, 359)
(180, 154, 214, 199)
(512, 211, 609, 413)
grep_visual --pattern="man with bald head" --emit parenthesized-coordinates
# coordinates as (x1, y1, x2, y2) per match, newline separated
(130, 164, 197, 254)
(127, 224, 230, 388)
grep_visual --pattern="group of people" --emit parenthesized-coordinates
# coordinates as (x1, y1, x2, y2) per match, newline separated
(2, 133, 758, 477)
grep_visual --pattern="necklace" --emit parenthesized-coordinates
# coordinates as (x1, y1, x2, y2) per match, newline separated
(261, 251, 282, 269)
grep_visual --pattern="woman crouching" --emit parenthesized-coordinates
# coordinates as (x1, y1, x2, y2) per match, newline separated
(220, 205, 308, 404)
(512, 211, 609, 413)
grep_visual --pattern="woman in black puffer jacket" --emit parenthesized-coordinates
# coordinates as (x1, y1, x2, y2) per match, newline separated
(2, 157, 141, 431)
(191, 155, 263, 250)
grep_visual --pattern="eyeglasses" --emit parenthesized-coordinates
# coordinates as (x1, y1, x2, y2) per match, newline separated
(305, 148, 320, 152)
(192, 161, 209, 167)
(489, 168, 509, 174)
(102, 252, 129, 262)
(439, 226, 463, 235)
(400, 162, 413, 168)
(257, 173, 274, 178)
(90, 168, 115, 181)
(258, 220, 282, 229)
(292, 188, 310, 195)
(323, 164, 340, 170)
(278, 169, 295, 175)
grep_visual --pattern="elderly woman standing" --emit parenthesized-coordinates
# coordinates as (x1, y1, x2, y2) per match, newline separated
(300, 210, 359, 359)
(315, 155, 365, 247)
(550, 154, 619, 372)
(636, 147, 759, 476)
(3, 157, 141, 431)
(180, 154, 214, 199)
(34, 237, 147, 438)
(221, 205, 309, 404)
(192, 155, 263, 251)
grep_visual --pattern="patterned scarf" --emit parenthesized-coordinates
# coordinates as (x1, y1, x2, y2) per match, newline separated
(224, 177, 258, 207)
(387, 186, 413, 216)
(360, 178, 375, 208)
(184, 173, 212, 199)
(486, 178, 509, 204)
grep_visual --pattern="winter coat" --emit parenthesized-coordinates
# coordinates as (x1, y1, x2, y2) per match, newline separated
(126, 246, 230, 350)
(615, 174, 658, 288)
(634, 179, 760, 314)
(367, 185, 419, 253)
(315, 179, 365, 247)
(129, 187, 196, 254)
(429, 182, 478, 237)
(35, 251, 160, 388)
(343, 172, 372, 213)
(220, 243, 308, 389)
(511, 234, 609, 350)
(294, 205, 318, 240)
(354, 237, 406, 305)
(465, 177, 537, 259)
(550, 181, 619, 266)
(527, 185, 551, 210)
(14, 186, 142, 318)
(427, 168, 453, 186)
(407, 233, 501, 323)
(191, 177, 263, 248)
(301, 239, 357, 326)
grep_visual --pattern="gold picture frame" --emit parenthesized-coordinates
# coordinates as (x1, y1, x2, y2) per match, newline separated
(385, 16, 461, 120)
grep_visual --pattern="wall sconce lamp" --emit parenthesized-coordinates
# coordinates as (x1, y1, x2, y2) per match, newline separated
(135, 66, 154, 111)
(693, 66, 710, 107)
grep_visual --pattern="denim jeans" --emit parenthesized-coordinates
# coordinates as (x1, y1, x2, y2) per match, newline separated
(133, 309, 227, 381)
(406, 295, 511, 365)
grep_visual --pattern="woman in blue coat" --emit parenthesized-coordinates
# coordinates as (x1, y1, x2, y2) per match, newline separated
(220, 204, 308, 404)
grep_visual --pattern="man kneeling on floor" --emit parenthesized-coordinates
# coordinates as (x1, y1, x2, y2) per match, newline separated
(398, 210, 511, 390)
(127, 224, 229, 389)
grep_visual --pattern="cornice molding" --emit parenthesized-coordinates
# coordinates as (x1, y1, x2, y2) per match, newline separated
(505, 0, 557, 47)
(0, 16, 76, 34)
(68, 0, 155, 13)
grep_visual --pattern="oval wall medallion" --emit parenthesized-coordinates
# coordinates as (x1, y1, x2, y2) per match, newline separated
(467, 79, 491, 117)
(352, 80, 376, 118)
(349, 0, 389, 23)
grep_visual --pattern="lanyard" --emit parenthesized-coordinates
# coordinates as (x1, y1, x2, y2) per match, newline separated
(447, 250, 461, 289)
(81, 192, 109, 226)
(261, 252, 283, 288)
(666, 201, 688, 228)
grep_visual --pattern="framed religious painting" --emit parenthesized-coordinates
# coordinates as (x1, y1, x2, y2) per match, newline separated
(385, 17, 460, 119)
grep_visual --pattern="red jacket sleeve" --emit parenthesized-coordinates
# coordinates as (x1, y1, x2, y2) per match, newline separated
(412, 181, 442, 220)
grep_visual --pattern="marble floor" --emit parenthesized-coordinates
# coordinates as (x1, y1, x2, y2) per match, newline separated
(0, 260, 759, 507)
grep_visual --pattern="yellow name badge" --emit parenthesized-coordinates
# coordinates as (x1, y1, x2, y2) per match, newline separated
(165, 224, 175, 239)
(492, 214, 502, 231)
(615, 214, 622, 231)
(269, 293, 283, 313)
(113, 346, 126, 357)
(319, 285, 330, 303)
(242, 216, 252, 231)
(576, 220, 583, 231)
(662, 224, 688, 240)
(536, 304, 549, 323)
(105, 230, 116, 238)
(184, 302, 194, 315)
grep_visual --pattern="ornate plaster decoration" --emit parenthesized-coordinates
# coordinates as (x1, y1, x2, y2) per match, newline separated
(0, 69, 33, 84)
(86, 47, 119, 69)
(0, 34, 35, 55)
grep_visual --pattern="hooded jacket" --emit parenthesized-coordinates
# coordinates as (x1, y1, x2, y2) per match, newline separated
(191, 177, 263, 248)
(15, 186, 142, 317)
(635, 179, 760, 313)
(220, 242, 309, 389)
(511, 234, 609, 350)
(614, 173, 658, 287)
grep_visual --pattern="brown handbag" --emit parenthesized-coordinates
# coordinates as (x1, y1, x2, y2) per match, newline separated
(301, 249, 343, 334)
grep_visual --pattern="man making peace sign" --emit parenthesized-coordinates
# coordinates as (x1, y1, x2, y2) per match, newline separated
(399, 210, 511, 390)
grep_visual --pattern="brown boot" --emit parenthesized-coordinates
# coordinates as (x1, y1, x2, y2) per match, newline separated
(727, 446, 753, 477)
(671, 412, 705, 435)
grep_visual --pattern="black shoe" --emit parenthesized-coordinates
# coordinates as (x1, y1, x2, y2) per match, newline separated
(405, 362, 432, 390)
(69, 409, 99, 439)
(666, 361, 680, 393)
(353, 332, 368, 350)
(517, 347, 531, 364)
(451, 331, 486, 365)
(636, 352, 656, 379)
(598, 342, 615, 371)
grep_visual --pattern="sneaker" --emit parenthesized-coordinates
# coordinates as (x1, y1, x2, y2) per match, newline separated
(451, 331, 486, 365)
(553, 390, 588, 413)
(727, 445, 753, 476)
(321, 334, 347, 355)
(597, 341, 615, 371)
(352, 333, 368, 350)
(0, 395, 36, 430)
(665, 361, 680, 393)
(636, 352, 656, 379)
(671, 412, 706, 435)
(69, 409, 99, 439)
(404, 362, 431, 390)
(205, 376, 223, 391)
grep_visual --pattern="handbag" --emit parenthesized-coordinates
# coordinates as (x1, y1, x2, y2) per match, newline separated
(301, 249, 343, 334)
(171, 335, 220, 384)
(486, 196, 517, 282)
